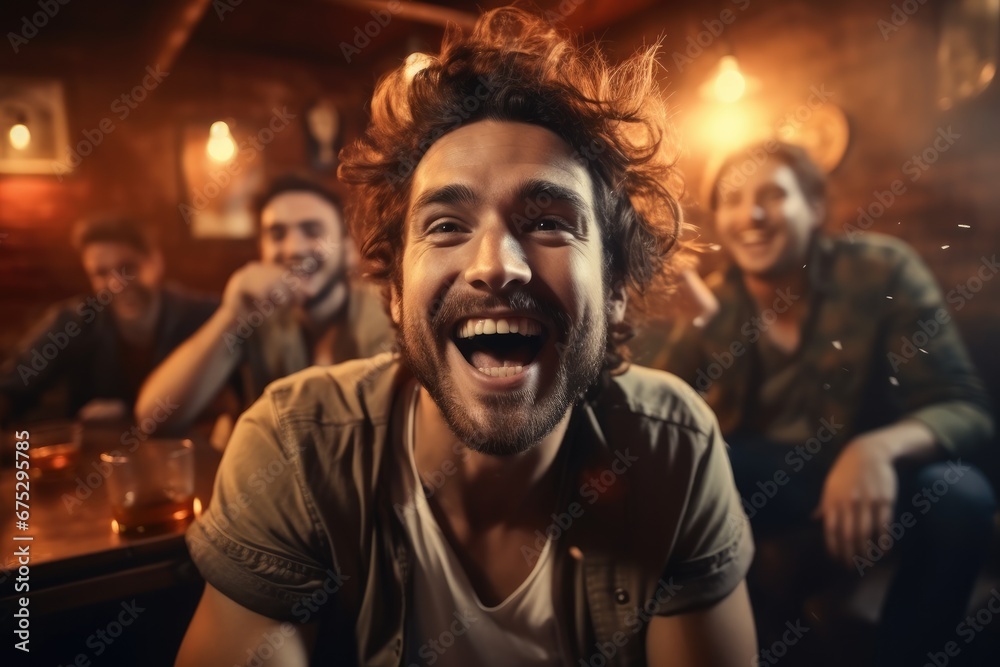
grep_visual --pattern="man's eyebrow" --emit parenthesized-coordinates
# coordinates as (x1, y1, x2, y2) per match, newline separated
(410, 184, 479, 213)
(515, 179, 590, 219)
(264, 219, 324, 230)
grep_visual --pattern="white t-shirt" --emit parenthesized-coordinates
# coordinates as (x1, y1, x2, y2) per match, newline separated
(394, 383, 562, 667)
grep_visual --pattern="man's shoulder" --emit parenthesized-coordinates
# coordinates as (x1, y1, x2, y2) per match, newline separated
(160, 283, 221, 332)
(346, 281, 395, 357)
(259, 352, 403, 427)
(604, 364, 718, 438)
(829, 233, 921, 269)
(28, 295, 107, 334)
(161, 282, 221, 311)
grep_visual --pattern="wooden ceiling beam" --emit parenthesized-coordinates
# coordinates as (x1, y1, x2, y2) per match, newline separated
(327, 0, 477, 31)
(145, 0, 214, 73)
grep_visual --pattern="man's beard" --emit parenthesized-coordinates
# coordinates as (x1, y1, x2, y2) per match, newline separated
(397, 286, 608, 457)
(293, 255, 347, 311)
(111, 284, 157, 324)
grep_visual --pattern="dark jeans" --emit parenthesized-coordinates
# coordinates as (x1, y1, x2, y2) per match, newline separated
(728, 436, 996, 667)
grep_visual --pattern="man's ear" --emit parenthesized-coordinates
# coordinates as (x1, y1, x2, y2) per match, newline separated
(389, 283, 401, 326)
(608, 278, 627, 325)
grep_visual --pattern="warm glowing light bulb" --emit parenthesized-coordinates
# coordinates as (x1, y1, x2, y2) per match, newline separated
(700, 105, 749, 147)
(714, 57, 746, 103)
(9, 123, 30, 150)
(206, 121, 236, 162)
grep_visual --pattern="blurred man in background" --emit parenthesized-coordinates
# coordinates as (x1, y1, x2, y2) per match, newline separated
(136, 174, 392, 435)
(0, 215, 217, 424)
(652, 141, 995, 666)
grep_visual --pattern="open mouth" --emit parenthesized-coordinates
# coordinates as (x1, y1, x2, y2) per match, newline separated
(452, 316, 546, 378)
(737, 229, 775, 248)
(287, 258, 322, 276)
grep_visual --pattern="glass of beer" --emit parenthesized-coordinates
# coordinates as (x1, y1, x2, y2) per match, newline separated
(100, 439, 195, 535)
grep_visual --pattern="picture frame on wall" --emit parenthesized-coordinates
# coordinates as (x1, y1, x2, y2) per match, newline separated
(178, 118, 265, 239)
(0, 78, 71, 175)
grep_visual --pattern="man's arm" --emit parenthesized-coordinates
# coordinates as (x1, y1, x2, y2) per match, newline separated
(648, 268, 717, 380)
(817, 242, 993, 565)
(817, 420, 937, 565)
(175, 584, 316, 667)
(136, 262, 297, 434)
(646, 581, 757, 667)
(0, 303, 82, 421)
(135, 303, 245, 434)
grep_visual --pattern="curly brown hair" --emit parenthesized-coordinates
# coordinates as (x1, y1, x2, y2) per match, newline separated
(339, 6, 686, 371)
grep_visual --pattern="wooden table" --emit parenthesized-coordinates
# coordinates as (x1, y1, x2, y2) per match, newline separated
(0, 425, 222, 617)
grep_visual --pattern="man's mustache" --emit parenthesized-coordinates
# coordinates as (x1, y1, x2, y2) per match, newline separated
(430, 289, 569, 339)
(282, 255, 325, 276)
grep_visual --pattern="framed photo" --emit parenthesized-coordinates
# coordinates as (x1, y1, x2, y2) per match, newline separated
(0, 78, 71, 175)
(179, 119, 265, 239)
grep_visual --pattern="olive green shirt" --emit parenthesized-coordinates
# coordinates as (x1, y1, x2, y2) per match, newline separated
(651, 234, 993, 458)
(187, 354, 753, 665)
(235, 284, 394, 409)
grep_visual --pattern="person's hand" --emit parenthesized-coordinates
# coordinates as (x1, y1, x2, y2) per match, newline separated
(815, 436, 898, 567)
(673, 268, 720, 328)
(77, 398, 128, 423)
(221, 262, 300, 316)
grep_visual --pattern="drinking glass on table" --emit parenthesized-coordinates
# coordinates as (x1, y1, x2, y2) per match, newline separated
(100, 438, 195, 535)
(27, 421, 83, 481)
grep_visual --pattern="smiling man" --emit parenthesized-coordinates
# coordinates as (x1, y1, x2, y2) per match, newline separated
(176, 9, 756, 666)
(136, 174, 392, 434)
(652, 142, 995, 666)
(0, 215, 217, 424)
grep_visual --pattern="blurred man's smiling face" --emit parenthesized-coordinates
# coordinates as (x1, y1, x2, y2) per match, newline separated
(714, 159, 821, 278)
(392, 120, 622, 456)
(80, 242, 161, 324)
(259, 191, 347, 304)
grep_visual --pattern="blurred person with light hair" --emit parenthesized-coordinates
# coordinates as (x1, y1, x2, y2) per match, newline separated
(652, 140, 995, 666)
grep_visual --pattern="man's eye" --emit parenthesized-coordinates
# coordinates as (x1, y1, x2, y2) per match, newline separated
(526, 217, 568, 232)
(719, 192, 741, 207)
(429, 221, 463, 234)
(759, 189, 785, 204)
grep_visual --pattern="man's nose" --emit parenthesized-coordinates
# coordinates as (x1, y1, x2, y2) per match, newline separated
(463, 224, 531, 292)
(749, 204, 766, 224)
(280, 228, 312, 259)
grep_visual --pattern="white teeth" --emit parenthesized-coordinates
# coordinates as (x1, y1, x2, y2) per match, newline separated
(477, 365, 524, 378)
(456, 317, 542, 339)
(739, 230, 770, 244)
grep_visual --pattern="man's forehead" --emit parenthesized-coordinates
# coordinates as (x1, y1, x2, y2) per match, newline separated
(82, 241, 143, 265)
(720, 159, 799, 195)
(261, 191, 341, 226)
(408, 120, 593, 210)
